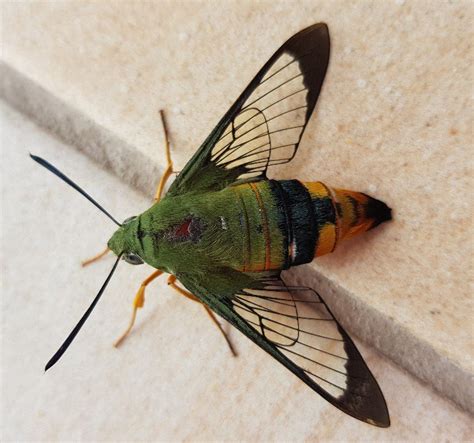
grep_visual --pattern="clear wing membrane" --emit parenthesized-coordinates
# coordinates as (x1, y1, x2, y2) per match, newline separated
(168, 24, 330, 195)
(233, 282, 349, 398)
(231, 277, 390, 427)
(210, 52, 314, 180)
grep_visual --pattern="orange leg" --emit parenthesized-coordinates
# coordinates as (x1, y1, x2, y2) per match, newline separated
(167, 275, 238, 357)
(154, 110, 174, 202)
(81, 246, 110, 267)
(114, 269, 164, 347)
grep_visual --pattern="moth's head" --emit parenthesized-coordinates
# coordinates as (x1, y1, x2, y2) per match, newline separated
(108, 215, 144, 265)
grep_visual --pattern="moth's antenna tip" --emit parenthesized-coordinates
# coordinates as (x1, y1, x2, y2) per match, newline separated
(44, 360, 54, 372)
(30, 153, 44, 164)
(30, 154, 122, 226)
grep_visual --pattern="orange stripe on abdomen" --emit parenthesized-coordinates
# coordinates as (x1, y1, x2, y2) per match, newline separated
(304, 182, 392, 257)
(303, 181, 337, 257)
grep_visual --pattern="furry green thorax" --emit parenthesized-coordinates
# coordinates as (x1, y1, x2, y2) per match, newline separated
(107, 191, 247, 276)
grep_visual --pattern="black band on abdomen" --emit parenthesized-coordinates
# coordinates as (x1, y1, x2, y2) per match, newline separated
(273, 180, 316, 266)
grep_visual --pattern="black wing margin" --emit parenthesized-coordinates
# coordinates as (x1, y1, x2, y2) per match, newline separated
(178, 272, 390, 427)
(168, 24, 330, 196)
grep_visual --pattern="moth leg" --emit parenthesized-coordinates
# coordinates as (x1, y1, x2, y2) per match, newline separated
(81, 246, 110, 267)
(114, 269, 164, 347)
(154, 110, 174, 202)
(167, 275, 238, 357)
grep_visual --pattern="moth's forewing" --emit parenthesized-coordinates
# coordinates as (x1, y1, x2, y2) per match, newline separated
(167, 23, 330, 196)
(178, 272, 389, 427)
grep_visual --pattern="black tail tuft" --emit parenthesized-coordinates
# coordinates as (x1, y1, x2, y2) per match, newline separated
(364, 195, 392, 229)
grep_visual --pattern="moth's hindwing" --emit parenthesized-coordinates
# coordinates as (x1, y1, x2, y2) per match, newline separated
(167, 23, 330, 196)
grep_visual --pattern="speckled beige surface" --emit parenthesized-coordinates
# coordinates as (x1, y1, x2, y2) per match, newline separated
(1, 0, 473, 414)
(2, 102, 473, 441)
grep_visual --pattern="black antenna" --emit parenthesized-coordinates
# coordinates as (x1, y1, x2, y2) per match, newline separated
(30, 154, 122, 226)
(45, 254, 122, 371)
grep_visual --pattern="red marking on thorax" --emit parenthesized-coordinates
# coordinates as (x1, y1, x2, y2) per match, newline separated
(175, 219, 192, 238)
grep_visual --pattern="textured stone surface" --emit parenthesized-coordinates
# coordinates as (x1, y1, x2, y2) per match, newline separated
(1, 0, 473, 413)
(2, 102, 473, 441)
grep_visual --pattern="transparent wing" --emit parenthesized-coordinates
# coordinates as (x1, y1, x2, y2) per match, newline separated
(168, 24, 330, 196)
(210, 53, 317, 179)
(178, 272, 390, 427)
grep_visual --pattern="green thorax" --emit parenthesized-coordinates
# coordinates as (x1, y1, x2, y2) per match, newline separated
(107, 189, 247, 275)
(107, 181, 287, 275)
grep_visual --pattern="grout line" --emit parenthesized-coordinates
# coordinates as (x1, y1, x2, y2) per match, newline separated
(1, 60, 472, 415)
(0, 61, 161, 197)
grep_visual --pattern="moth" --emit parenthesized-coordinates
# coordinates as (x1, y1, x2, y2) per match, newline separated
(33, 23, 391, 427)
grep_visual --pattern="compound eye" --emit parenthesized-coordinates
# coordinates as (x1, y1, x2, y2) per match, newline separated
(123, 253, 144, 265)
(123, 216, 137, 224)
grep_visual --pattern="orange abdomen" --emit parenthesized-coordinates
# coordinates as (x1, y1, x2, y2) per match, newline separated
(304, 182, 392, 257)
